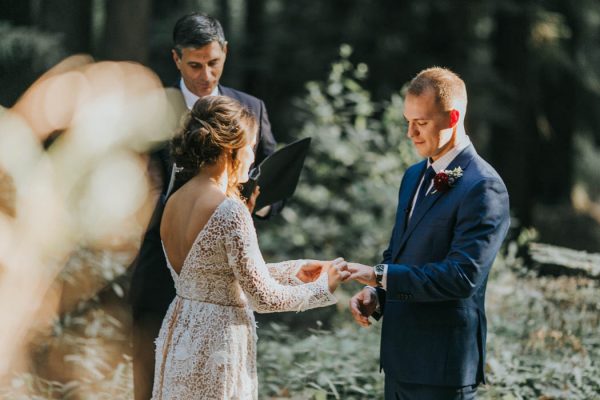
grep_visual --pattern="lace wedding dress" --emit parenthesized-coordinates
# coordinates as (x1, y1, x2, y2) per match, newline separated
(151, 197, 336, 400)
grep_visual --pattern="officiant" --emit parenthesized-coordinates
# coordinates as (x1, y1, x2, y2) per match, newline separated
(128, 12, 283, 400)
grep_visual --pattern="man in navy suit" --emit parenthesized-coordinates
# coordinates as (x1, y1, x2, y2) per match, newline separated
(347, 67, 510, 400)
(129, 13, 280, 400)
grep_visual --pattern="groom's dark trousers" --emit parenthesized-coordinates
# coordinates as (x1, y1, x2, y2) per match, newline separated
(129, 84, 278, 400)
(376, 144, 510, 399)
(385, 377, 478, 400)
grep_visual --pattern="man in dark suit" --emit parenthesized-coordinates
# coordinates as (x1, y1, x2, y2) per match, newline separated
(346, 67, 510, 400)
(129, 12, 280, 400)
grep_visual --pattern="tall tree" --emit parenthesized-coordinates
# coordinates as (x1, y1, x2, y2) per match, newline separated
(104, 0, 152, 63)
(241, 0, 265, 95)
(534, 1, 576, 204)
(38, 0, 92, 54)
(216, 0, 231, 40)
(489, 0, 582, 225)
(0, 0, 31, 25)
(489, 2, 539, 226)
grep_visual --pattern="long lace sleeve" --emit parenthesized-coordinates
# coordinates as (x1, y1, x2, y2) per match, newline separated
(267, 260, 305, 286)
(222, 199, 336, 313)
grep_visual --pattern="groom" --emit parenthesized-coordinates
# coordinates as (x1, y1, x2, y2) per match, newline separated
(347, 67, 510, 399)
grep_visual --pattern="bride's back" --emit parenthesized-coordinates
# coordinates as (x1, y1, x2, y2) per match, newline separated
(160, 179, 226, 274)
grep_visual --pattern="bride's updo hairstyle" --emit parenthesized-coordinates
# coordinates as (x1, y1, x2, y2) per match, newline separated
(171, 96, 257, 197)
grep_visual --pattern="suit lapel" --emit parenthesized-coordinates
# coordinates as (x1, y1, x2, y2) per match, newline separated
(218, 84, 238, 101)
(390, 162, 426, 260)
(392, 144, 477, 262)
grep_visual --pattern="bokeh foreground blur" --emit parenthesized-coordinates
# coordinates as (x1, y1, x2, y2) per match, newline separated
(0, 56, 183, 397)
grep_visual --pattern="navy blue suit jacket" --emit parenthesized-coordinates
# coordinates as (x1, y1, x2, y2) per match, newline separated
(378, 144, 510, 387)
(129, 84, 278, 318)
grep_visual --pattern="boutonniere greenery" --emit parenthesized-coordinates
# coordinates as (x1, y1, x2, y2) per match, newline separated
(432, 166, 463, 194)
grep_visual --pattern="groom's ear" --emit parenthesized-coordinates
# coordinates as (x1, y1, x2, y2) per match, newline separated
(449, 109, 460, 128)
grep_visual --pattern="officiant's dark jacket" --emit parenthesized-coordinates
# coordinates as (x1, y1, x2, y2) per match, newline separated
(376, 144, 510, 388)
(129, 84, 277, 321)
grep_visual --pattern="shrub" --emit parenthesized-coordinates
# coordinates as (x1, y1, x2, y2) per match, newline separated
(257, 44, 418, 266)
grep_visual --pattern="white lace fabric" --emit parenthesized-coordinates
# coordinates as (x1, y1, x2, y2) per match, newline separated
(152, 197, 336, 400)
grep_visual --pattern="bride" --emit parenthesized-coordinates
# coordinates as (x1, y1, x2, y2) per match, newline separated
(151, 95, 348, 399)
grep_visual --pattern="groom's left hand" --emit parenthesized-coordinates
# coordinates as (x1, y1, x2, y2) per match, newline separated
(347, 263, 376, 286)
(350, 287, 377, 327)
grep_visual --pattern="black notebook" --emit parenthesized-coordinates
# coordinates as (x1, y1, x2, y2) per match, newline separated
(241, 137, 311, 210)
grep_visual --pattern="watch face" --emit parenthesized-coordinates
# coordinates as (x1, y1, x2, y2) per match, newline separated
(375, 264, 385, 274)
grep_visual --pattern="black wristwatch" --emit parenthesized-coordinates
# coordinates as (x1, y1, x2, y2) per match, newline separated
(373, 264, 386, 287)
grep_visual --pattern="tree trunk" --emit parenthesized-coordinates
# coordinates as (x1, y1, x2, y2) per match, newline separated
(242, 0, 265, 95)
(534, 0, 577, 204)
(490, 6, 538, 226)
(536, 67, 575, 204)
(38, 0, 92, 54)
(0, 0, 31, 25)
(529, 242, 600, 279)
(217, 0, 231, 39)
(104, 0, 152, 63)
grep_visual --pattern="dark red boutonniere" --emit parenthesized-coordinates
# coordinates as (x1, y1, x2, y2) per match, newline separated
(432, 166, 463, 194)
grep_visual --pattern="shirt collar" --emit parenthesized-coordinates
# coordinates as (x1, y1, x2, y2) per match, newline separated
(180, 78, 220, 110)
(428, 135, 471, 172)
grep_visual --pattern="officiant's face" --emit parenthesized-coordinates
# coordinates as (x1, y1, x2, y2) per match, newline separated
(173, 41, 227, 97)
(404, 89, 454, 161)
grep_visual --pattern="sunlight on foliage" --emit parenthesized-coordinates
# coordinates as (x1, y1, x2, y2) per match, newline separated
(258, 45, 418, 266)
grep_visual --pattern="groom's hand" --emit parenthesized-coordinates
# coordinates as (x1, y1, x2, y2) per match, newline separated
(350, 287, 377, 327)
(347, 262, 376, 286)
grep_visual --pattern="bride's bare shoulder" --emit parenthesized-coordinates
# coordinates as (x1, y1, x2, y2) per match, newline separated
(162, 183, 227, 233)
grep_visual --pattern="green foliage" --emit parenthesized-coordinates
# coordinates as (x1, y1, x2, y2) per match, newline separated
(0, 297, 133, 399)
(0, 22, 65, 106)
(257, 320, 383, 400)
(481, 245, 600, 400)
(257, 45, 418, 266)
(257, 244, 600, 399)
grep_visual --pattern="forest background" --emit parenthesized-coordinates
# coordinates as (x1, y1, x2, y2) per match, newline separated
(0, 0, 599, 399)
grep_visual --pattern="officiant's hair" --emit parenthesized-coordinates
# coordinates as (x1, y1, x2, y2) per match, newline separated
(407, 67, 467, 113)
(171, 96, 257, 196)
(173, 13, 227, 57)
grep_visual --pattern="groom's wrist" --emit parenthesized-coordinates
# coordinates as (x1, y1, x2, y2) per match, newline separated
(366, 285, 382, 317)
(373, 264, 388, 288)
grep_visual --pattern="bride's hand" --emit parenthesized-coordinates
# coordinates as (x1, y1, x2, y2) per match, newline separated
(296, 260, 325, 283)
(296, 258, 346, 283)
(327, 258, 350, 293)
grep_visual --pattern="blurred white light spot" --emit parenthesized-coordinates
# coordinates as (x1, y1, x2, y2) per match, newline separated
(78, 153, 148, 243)
(43, 71, 89, 131)
(0, 112, 42, 184)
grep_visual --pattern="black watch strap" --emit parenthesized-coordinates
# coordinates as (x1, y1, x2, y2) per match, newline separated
(374, 264, 385, 287)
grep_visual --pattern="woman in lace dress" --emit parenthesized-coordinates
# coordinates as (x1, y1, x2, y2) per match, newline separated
(151, 96, 348, 400)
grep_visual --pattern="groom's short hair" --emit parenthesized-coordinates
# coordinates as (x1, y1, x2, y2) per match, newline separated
(407, 67, 467, 112)
(173, 13, 227, 57)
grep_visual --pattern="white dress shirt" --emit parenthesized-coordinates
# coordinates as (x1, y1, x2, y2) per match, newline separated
(180, 78, 219, 110)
